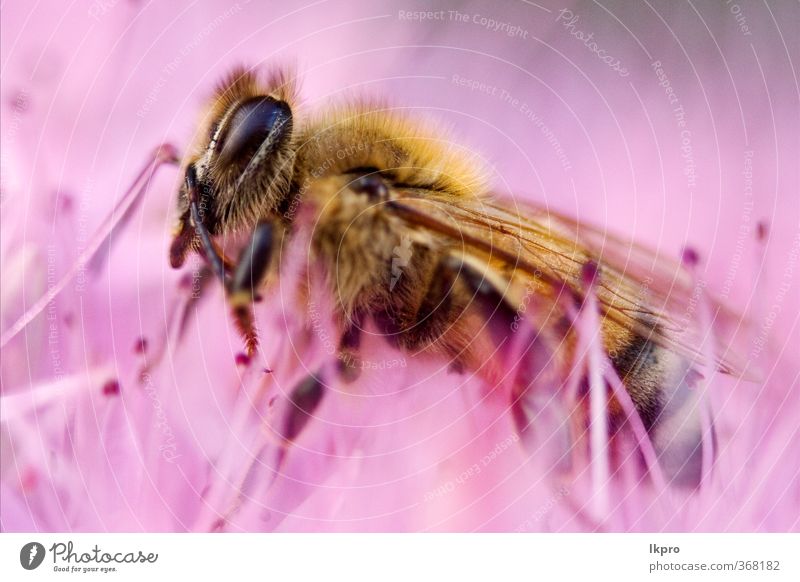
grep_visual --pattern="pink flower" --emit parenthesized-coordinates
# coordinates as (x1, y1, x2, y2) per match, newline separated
(2, 1, 798, 532)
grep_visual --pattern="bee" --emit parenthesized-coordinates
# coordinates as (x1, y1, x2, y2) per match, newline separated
(169, 66, 749, 485)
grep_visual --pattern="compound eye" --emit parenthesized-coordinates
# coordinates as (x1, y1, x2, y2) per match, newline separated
(351, 173, 389, 201)
(217, 96, 291, 166)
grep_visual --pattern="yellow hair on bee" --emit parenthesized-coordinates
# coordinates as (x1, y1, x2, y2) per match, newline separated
(295, 102, 490, 199)
(298, 174, 406, 317)
(210, 66, 261, 118)
(212, 65, 298, 116)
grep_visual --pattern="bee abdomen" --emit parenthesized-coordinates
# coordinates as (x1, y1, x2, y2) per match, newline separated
(610, 335, 664, 428)
(610, 333, 706, 486)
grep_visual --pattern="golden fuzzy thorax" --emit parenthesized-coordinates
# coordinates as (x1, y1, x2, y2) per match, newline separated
(290, 104, 490, 320)
(293, 104, 489, 198)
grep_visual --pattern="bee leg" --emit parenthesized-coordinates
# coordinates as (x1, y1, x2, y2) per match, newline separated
(182, 164, 269, 355)
(211, 240, 236, 272)
(185, 219, 234, 277)
(336, 313, 363, 383)
(275, 370, 326, 470)
(283, 371, 326, 443)
(227, 221, 276, 356)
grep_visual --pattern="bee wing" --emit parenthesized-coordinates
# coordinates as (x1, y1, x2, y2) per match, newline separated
(389, 193, 754, 380)
(504, 199, 756, 375)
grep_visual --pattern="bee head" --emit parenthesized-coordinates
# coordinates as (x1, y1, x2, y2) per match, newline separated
(170, 67, 297, 268)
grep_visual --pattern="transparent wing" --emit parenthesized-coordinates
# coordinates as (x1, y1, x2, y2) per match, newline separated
(389, 191, 753, 379)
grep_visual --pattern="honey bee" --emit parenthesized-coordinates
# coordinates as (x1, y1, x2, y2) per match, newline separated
(169, 66, 749, 485)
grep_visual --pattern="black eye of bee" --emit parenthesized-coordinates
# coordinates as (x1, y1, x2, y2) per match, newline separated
(217, 96, 292, 166)
(350, 172, 389, 201)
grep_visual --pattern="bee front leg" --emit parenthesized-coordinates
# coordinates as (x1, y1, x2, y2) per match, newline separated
(227, 221, 278, 356)
(180, 164, 230, 284)
(184, 209, 237, 281)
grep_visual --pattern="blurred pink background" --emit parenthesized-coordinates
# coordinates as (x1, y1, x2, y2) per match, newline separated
(2, 1, 798, 531)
